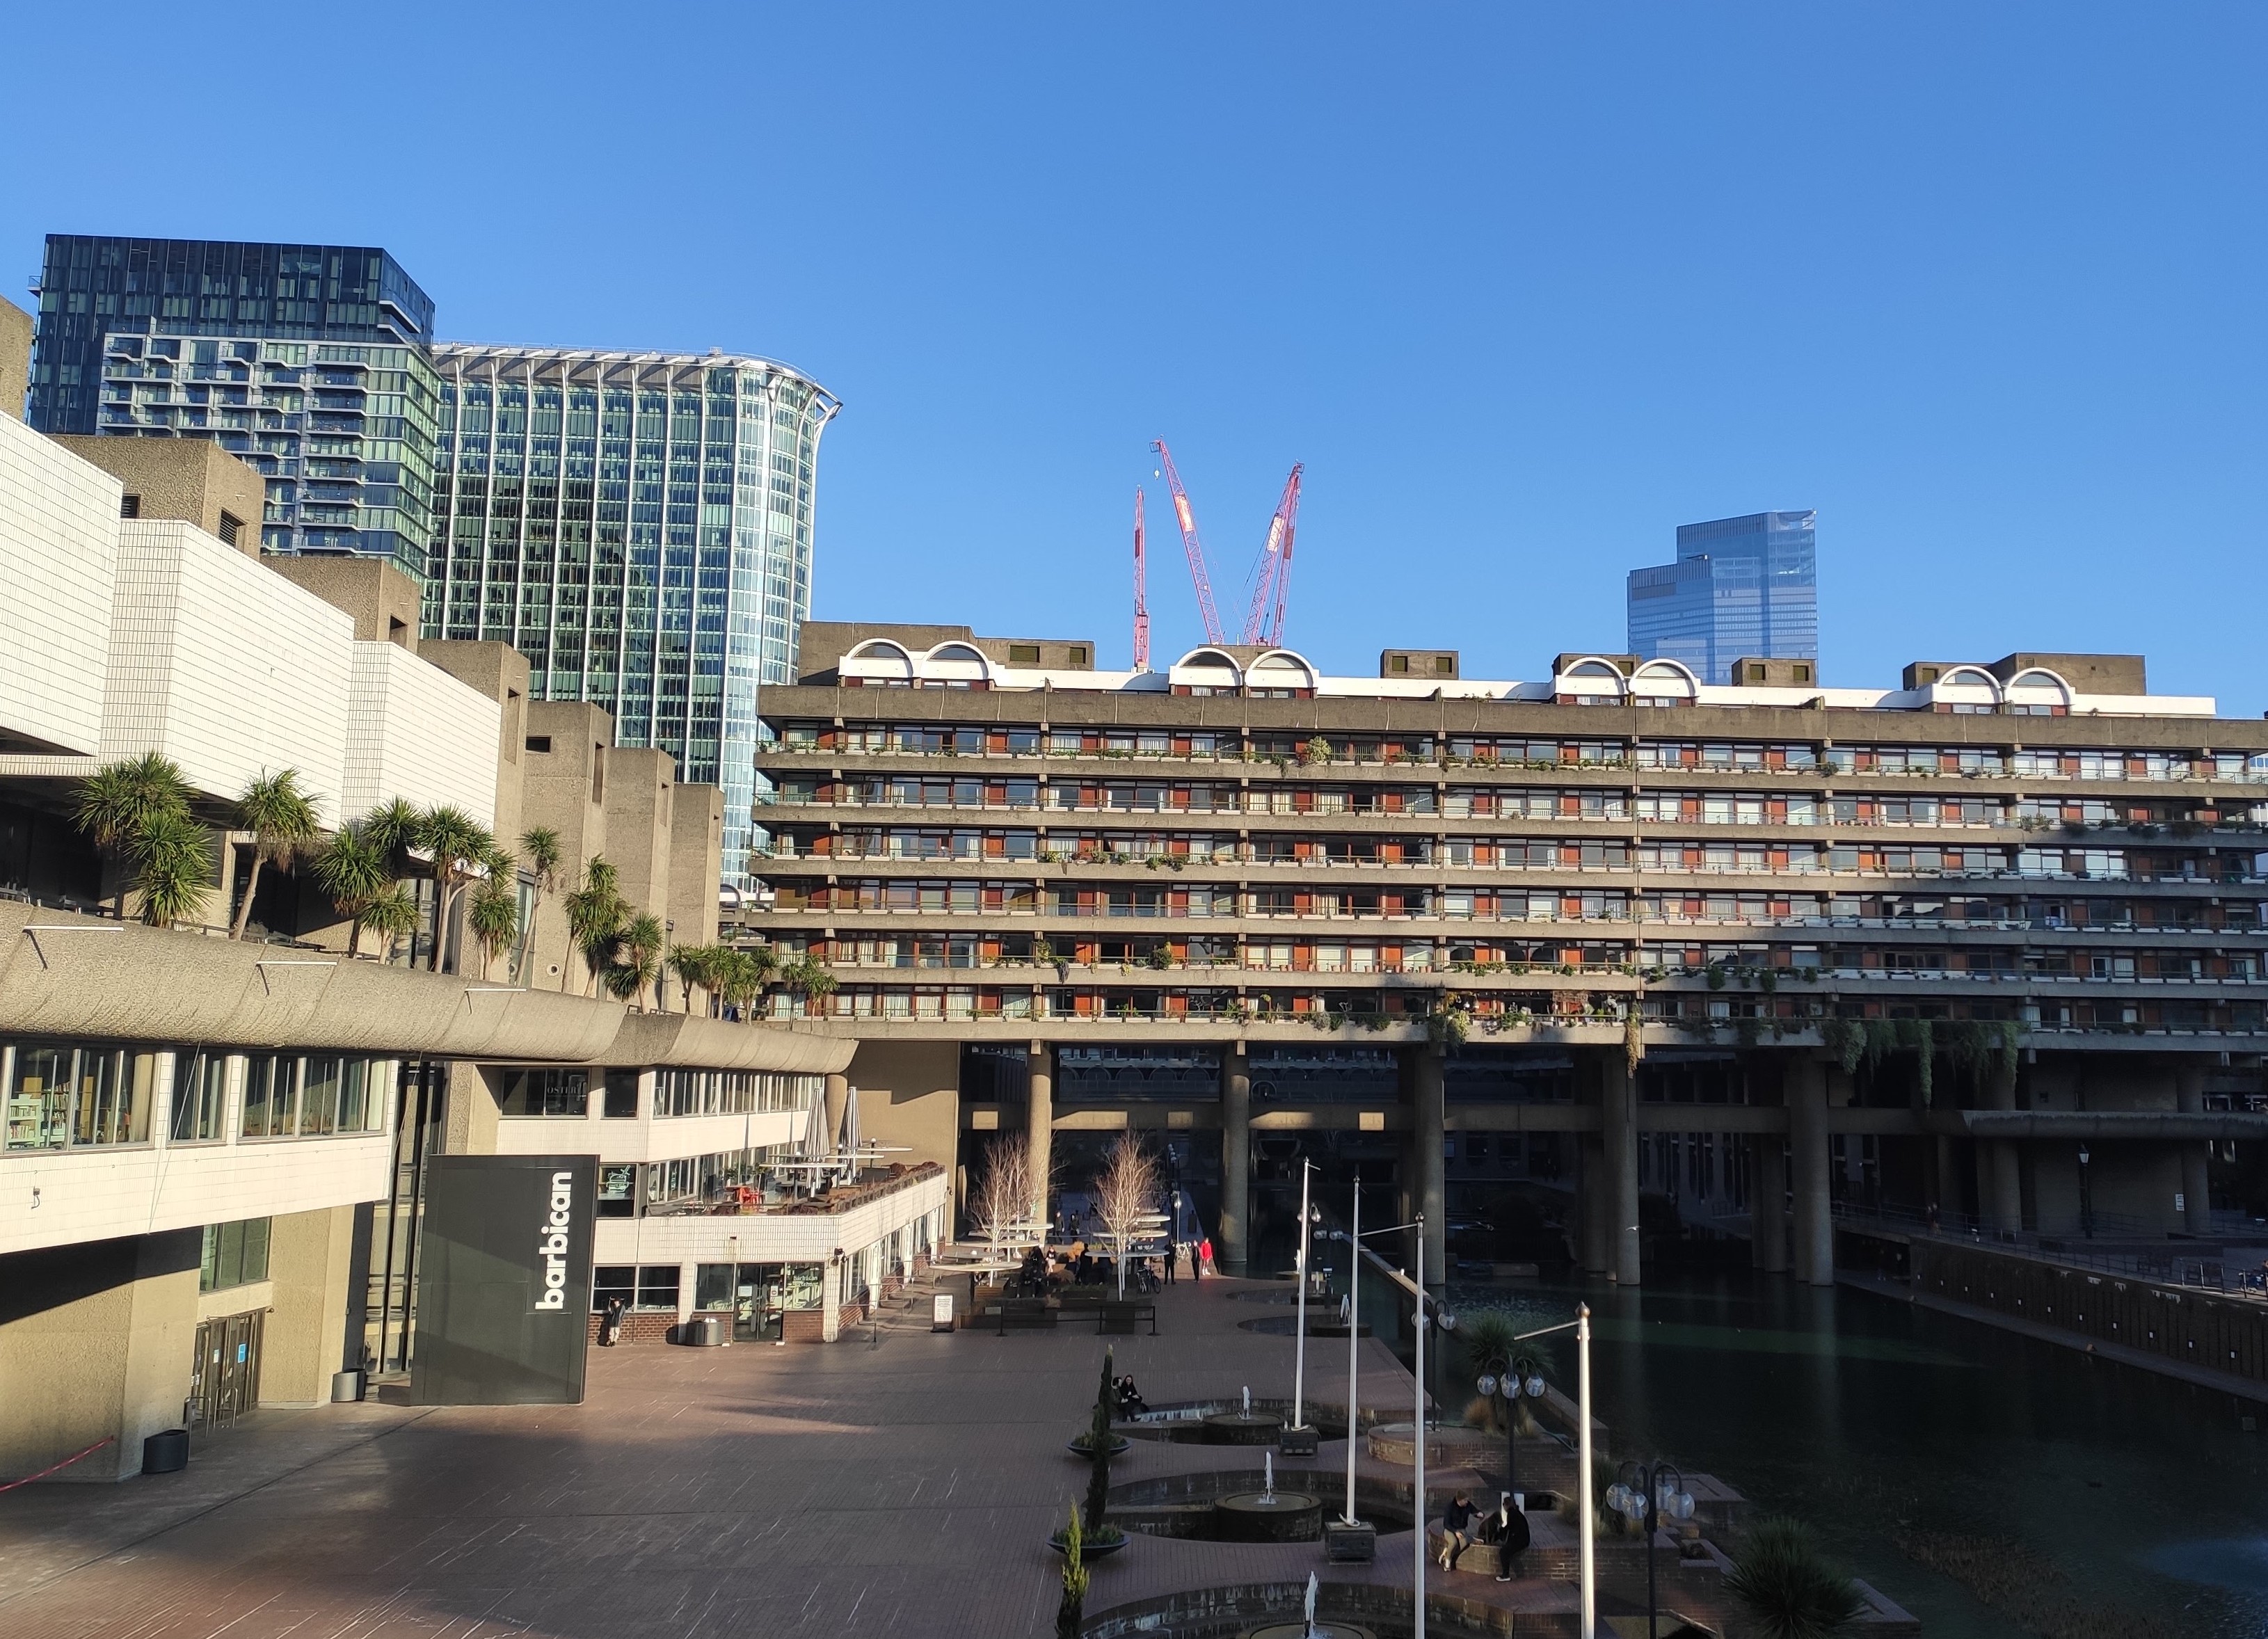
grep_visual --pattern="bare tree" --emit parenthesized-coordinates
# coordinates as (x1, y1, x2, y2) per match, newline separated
(971, 1133, 1032, 1267)
(1092, 1131, 1163, 1299)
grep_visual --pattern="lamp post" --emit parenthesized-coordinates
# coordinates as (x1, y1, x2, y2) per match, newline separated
(1606, 1460, 1695, 1639)
(2077, 1142, 2095, 1240)
(1473, 1351, 1547, 1502)
(1293, 1159, 1316, 1435)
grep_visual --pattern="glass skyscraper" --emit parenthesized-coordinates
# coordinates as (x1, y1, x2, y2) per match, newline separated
(26, 237, 440, 576)
(425, 345, 839, 887)
(1626, 509, 1818, 684)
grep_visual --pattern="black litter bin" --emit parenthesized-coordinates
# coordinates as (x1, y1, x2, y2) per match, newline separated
(142, 1429, 189, 1475)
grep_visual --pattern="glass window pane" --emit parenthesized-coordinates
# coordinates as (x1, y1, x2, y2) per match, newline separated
(7, 1044, 74, 1150)
(302, 1056, 342, 1135)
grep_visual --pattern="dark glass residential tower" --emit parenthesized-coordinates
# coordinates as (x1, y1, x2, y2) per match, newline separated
(1627, 509, 1819, 684)
(425, 345, 839, 888)
(26, 237, 440, 576)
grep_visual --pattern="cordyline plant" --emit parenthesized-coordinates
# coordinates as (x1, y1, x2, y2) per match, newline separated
(231, 769, 321, 939)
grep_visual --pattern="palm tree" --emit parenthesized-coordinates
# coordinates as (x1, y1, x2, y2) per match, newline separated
(607, 913, 666, 1011)
(667, 943, 721, 1014)
(129, 807, 214, 929)
(779, 953, 839, 1016)
(75, 752, 194, 916)
(231, 769, 321, 940)
(564, 856, 628, 996)
(414, 805, 496, 973)
(361, 797, 422, 863)
(516, 824, 564, 986)
(312, 821, 391, 957)
(358, 881, 420, 964)
(467, 850, 521, 980)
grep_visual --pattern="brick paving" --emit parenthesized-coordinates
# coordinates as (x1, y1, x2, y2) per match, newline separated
(0, 1273, 1647, 1639)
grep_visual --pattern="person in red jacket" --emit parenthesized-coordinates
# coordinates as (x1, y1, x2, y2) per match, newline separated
(1197, 1236, 1214, 1277)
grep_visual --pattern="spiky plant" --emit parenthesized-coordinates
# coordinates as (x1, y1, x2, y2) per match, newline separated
(1725, 1517, 1866, 1639)
(1055, 1502, 1087, 1639)
(565, 856, 628, 996)
(516, 824, 564, 983)
(75, 752, 194, 916)
(467, 866, 521, 980)
(232, 769, 321, 939)
(129, 807, 214, 928)
(667, 942, 722, 1014)
(358, 881, 420, 964)
(414, 805, 496, 973)
(1084, 1348, 1114, 1533)
(313, 821, 391, 957)
(607, 913, 665, 1010)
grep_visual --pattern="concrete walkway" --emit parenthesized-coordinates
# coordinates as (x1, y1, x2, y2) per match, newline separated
(0, 1272, 1633, 1638)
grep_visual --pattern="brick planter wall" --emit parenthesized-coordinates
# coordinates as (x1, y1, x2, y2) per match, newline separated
(586, 1312, 677, 1345)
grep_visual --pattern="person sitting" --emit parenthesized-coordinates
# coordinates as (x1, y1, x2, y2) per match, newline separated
(1490, 1492, 1529, 1581)
(1437, 1489, 1477, 1569)
(1115, 1374, 1148, 1416)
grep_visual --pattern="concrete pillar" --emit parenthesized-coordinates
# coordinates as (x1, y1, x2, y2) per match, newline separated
(1751, 1133, 1789, 1273)
(1220, 1046, 1251, 1275)
(1788, 1057, 1834, 1286)
(1025, 1044, 1053, 1222)
(1415, 1046, 1446, 1286)
(2177, 1061, 2213, 1236)
(1602, 1052, 1641, 1286)
(260, 1206, 358, 1407)
(820, 1258, 842, 1343)
(824, 1072, 852, 1151)
(438, 1060, 498, 1157)
(1983, 1054, 2022, 1234)
(1578, 1133, 1611, 1274)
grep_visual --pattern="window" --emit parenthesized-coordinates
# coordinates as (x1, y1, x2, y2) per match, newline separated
(497, 1068, 589, 1117)
(1068, 647, 1089, 666)
(217, 511, 243, 547)
(1008, 643, 1041, 664)
(602, 1070, 639, 1118)
(632, 1265, 680, 1311)
(241, 1055, 300, 1137)
(591, 1264, 636, 1312)
(171, 1050, 229, 1143)
(120, 493, 141, 519)
(4, 1041, 154, 1151)
(1388, 655, 1409, 674)
(598, 1163, 637, 1217)
(525, 734, 552, 753)
(201, 1218, 271, 1292)
(695, 1263, 737, 1310)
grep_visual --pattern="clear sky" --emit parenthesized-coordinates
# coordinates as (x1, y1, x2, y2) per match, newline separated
(8, 4, 2265, 708)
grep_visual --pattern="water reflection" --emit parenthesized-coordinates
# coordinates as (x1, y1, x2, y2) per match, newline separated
(1437, 1270, 2268, 1639)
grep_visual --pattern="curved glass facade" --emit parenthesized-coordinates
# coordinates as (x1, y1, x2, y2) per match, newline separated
(425, 346, 838, 886)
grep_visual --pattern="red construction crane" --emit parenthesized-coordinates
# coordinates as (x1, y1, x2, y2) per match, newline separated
(1240, 463, 1304, 648)
(1131, 488, 1150, 672)
(1150, 438, 1227, 647)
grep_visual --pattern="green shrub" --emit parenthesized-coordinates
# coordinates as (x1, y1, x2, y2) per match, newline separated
(1725, 1517, 1866, 1638)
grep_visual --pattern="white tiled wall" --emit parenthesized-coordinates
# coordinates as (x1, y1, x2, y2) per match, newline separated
(0, 416, 119, 758)
(343, 643, 501, 829)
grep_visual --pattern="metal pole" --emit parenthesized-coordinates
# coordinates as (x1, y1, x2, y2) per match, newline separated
(1294, 1159, 1311, 1430)
(1414, 1212, 1426, 1639)
(1578, 1304, 1595, 1639)
(1647, 1466, 1659, 1639)
(1344, 1181, 1360, 1525)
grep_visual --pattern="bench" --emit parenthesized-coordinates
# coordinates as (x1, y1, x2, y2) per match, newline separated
(1098, 1300, 1157, 1336)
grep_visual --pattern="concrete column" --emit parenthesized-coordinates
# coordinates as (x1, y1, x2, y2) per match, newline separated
(820, 1258, 842, 1343)
(1414, 1047, 1447, 1286)
(1602, 1051, 1641, 1286)
(824, 1072, 852, 1151)
(1751, 1134, 1789, 1273)
(2177, 1061, 2213, 1235)
(261, 1206, 358, 1407)
(1025, 1044, 1053, 1222)
(1220, 1045, 1251, 1275)
(438, 1060, 498, 1157)
(1984, 1053, 2023, 1234)
(1787, 1057, 1834, 1286)
(1578, 1133, 1611, 1274)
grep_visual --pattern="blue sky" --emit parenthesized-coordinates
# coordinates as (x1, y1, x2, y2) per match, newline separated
(8, 4, 2265, 707)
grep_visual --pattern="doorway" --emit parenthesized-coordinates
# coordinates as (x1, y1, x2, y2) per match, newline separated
(190, 1309, 265, 1429)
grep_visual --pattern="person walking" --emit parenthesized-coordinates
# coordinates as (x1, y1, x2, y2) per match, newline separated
(1163, 1242, 1177, 1285)
(1197, 1235, 1215, 1278)
(1492, 1492, 1530, 1582)
(1437, 1489, 1477, 1569)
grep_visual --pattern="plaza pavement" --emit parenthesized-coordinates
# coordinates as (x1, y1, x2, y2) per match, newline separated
(0, 1270, 1614, 1638)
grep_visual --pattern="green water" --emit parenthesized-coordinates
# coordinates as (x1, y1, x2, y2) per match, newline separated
(1429, 1271, 2268, 1638)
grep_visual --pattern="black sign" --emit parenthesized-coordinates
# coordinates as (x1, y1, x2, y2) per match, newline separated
(413, 1155, 597, 1405)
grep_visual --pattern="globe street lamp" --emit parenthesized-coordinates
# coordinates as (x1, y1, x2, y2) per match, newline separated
(2077, 1142, 2095, 1240)
(1606, 1460, 1695, 1639)
(1472, 1352, 1548, 1503)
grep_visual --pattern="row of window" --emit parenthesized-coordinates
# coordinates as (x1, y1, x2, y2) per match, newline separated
(3, 1042, 390, 1154)
(495, 1066, 823, 1120)
(774, 723, 2268, 784)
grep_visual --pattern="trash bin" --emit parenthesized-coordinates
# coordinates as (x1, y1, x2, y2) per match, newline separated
(142, 1429, 189, 1475)
(330, 1369, 366, 1403)
(687, 1315, 725, 1347)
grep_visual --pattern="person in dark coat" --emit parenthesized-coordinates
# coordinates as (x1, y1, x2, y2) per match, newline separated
(600, 1295, 625, 1347)
(1437, 1489, 1476, 1568)
(1493, 1492, 1531, 1581)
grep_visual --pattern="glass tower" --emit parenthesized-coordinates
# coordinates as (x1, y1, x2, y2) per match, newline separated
(26, 237, 440, 577)
(1626, 509, 1818, 684)
(425, 345, 839, 888)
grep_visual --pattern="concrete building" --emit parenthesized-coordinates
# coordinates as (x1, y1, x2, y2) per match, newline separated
(738, 621, 2268, 1290)
(0, 430, 932, 1487)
